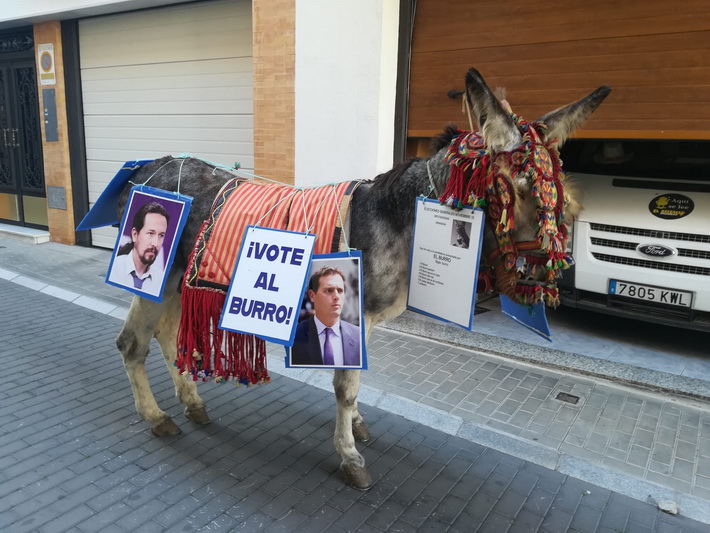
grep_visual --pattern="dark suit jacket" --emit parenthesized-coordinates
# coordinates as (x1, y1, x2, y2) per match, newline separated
(291, 316, 361, 366)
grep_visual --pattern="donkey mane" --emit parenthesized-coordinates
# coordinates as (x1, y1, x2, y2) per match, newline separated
(430, 124, 461, 153)
(368, 158, 420, 192)
(367, 123, 462, 194)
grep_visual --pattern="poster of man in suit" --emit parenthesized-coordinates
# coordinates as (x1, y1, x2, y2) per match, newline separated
(287, 253, 366, 369)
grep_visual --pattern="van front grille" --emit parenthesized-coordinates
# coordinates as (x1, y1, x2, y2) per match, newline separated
(591, 253, 710, 276)
(590, 238, 635, 251)
(590, 223, 710, 244)
(590, 237, 710, 260)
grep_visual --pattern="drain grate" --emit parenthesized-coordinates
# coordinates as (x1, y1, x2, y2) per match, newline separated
(555, 392, 580, 405)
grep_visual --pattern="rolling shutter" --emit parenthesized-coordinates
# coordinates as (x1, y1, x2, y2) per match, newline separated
(79, 0, 253, 248)
(408, 0, 710, 142)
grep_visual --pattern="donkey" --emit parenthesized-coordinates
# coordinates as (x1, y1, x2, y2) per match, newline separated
(115, 68, 610, 489)
(452, 220, 471, 248)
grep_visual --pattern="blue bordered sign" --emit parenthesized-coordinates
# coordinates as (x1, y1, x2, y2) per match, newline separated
(219, 226, 316, 345)
(76, 159, 154, 231)
(285, 251, 368, 370)
(500, 294, 552, 342)
(407, 197, 484, 330)
(105, 186, 192, 303)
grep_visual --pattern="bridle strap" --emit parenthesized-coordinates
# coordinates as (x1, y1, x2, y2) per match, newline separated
(515, 239, 544, 251)
(425, 160, 441, 199)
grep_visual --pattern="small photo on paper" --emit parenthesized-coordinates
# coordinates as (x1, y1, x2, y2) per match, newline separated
(450, 219, 472, 249)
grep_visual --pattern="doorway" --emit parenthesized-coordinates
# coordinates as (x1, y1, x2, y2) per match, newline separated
(0, 27, 46, 228)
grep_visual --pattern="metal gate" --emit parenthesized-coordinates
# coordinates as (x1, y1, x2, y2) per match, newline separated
(0, 27, 46, 228)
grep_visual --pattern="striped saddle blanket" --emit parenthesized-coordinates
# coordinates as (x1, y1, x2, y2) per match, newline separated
(176, 178, 359, 385)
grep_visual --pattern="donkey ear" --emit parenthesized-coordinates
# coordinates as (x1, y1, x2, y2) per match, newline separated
(465, 68, 522, 152)
(537, 86, 612, 146)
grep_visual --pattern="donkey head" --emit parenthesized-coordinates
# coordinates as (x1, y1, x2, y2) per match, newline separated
(440, 68, 610, 306)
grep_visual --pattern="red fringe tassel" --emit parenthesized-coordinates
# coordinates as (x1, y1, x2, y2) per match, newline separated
(176, 286, 269, 385)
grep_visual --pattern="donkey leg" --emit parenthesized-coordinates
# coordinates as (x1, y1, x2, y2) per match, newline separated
(348, 324, 370, 442)
(116, 295, 180, 436)
(154, 293, 209, 425)
(351, 398, 370, 442)
(349, 318, 382, 443)
(333, 369, 373, 490)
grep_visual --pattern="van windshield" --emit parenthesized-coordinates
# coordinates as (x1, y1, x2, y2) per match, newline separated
(560, 140, 710, 181)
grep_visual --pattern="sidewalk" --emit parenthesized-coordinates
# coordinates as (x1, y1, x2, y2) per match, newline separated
(1, 234, 710, 529)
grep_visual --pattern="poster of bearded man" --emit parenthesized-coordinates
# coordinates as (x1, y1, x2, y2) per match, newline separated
(106, 186, 191, 302)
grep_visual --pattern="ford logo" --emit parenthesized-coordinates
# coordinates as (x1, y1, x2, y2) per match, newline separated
(636, 243, 677, 258)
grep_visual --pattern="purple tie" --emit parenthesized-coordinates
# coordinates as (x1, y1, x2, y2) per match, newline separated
(323, 327, 334, 365)
(130, 271, 145, 289)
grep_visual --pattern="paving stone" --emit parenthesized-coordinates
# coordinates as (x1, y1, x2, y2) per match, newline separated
(651, 443, 674, 465)
(675, 440, 697, 463)
(78, 502, 134, 532)
(477, 510, 514, 533)
(3, 269, 710, 532)
(294, 504, 341, 532)
(505, 470, 539, 498)
(37, 504, 95, 533)
(331, 500, 375, 531)
(479, 471, 513, 500)
(492, 489, 526, 519)
(533, 470, 564, 496)
(540, 506, 574, 532)
(569, 503, 604, 532)
(508, 509, 544, 532)
(657, 425, 679, 447)
(544, 420, 569, 441)
(366, 499, 406, 530)
(697, 456, 710, 478)
(671, 458, 695, 483)
(649, 459, 671, 475)
(400, 496, 439, 528)
(262, 508, 309, 532)
(328, 485, 367, 513)
(115, 499, 171, 531)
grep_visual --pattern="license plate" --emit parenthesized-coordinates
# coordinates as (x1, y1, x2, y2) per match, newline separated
(609, 280, 692, 308)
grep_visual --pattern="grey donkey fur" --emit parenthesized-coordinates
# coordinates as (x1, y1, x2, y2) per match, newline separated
(114, 68, 610, 490)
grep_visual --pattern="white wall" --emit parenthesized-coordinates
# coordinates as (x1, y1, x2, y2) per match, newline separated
(295, 0, 400, 187)
(0, 0, 191, 27)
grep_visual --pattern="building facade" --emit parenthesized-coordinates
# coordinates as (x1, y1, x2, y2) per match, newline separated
(0, 0, 401, 247)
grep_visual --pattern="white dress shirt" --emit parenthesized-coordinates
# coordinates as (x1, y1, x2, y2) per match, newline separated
(108, 252, 164, 297)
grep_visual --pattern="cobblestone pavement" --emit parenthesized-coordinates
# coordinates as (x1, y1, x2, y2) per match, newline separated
(0, 235, 710, 531)
(1, 279, 708, 532)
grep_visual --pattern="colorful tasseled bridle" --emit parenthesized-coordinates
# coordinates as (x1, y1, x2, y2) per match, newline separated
(438, 114, 574, 307)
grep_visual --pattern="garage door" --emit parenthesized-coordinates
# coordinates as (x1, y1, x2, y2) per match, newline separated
(79, 0, 253, 248)
(407, 0, 710, 143)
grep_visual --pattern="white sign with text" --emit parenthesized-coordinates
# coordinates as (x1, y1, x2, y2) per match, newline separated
(407, 198, 484, 329)
(219, 226, 315, 345)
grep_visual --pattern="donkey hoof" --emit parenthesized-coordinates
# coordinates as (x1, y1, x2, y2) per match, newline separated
(352, 423, 370, 442)
(185, 407, 210, 425)
(151, 417, 181, 436)
(342, 465, 373, 491)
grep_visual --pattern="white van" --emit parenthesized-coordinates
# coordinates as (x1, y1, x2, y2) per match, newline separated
(558, 140, 710, 332)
